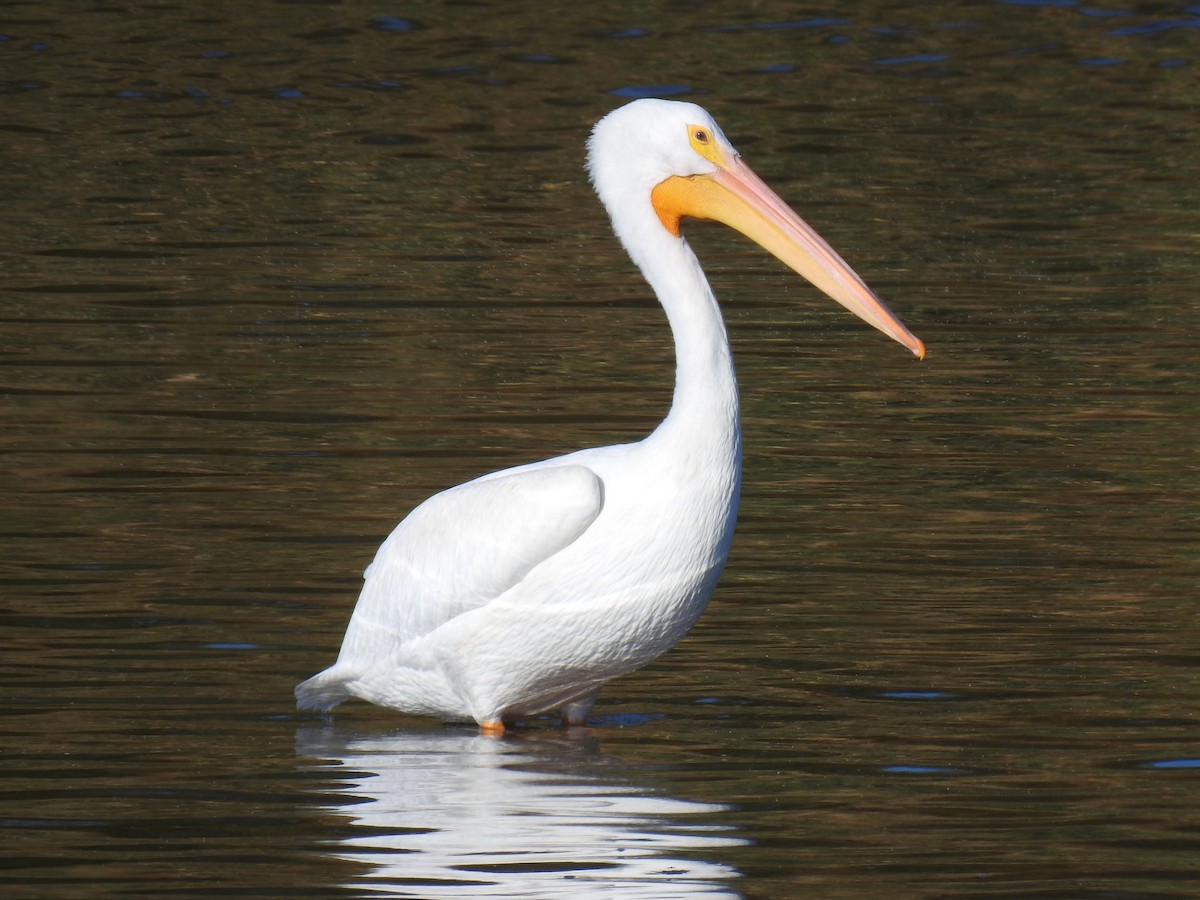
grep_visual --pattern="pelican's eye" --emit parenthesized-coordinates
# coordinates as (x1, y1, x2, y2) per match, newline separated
(687, 124, 723, 164)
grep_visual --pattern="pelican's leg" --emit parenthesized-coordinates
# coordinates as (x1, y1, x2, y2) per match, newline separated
(479, 720, 506, 737)
(561, 693, 597, 727)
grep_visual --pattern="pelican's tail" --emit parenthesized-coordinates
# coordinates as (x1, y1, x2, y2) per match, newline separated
(295, 665, 355, 712)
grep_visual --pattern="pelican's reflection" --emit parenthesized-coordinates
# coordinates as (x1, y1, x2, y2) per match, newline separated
(297, 727, 745, 898)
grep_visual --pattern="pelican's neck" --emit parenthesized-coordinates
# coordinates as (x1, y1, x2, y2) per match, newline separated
(626, 224, 740, 460)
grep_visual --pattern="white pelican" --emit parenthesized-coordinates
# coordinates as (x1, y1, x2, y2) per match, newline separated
(296, 98, 924, 735)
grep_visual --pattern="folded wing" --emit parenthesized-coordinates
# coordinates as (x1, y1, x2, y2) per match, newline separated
(295, 464, 604, 710)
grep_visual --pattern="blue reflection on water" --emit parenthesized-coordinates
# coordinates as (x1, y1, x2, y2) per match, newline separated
(883, 765, 974, 775)
(610, 84, 694, 98)
(875, 54, 951, 66)
(1140, 758, 1200, 770)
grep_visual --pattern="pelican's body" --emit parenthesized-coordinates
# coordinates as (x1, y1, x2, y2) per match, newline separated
(296, 99, 923, 734)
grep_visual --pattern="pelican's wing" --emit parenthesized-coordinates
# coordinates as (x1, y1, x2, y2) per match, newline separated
(337, 463, 604, 662)
(296, 463, 605, 711)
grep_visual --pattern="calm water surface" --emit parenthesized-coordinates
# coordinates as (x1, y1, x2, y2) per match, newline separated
(2, 1, 1197, 897)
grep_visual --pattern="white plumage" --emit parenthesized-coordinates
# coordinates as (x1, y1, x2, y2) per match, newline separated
(296, 99, 924, 734)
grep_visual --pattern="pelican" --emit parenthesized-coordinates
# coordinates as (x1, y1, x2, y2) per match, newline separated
(296, 98, 924, 735)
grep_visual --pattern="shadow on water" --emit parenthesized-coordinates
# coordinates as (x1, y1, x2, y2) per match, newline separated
(296, 726, 744, 898)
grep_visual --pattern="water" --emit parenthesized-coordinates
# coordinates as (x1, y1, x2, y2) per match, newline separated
(3, 1, 1197, 896)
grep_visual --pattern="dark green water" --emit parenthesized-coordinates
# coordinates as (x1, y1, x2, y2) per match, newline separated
(2, 1, 1197, 896)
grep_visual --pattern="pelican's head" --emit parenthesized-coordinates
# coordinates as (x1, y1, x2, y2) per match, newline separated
(588, 99, 733, 198)
(588, 99, 924, 359)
